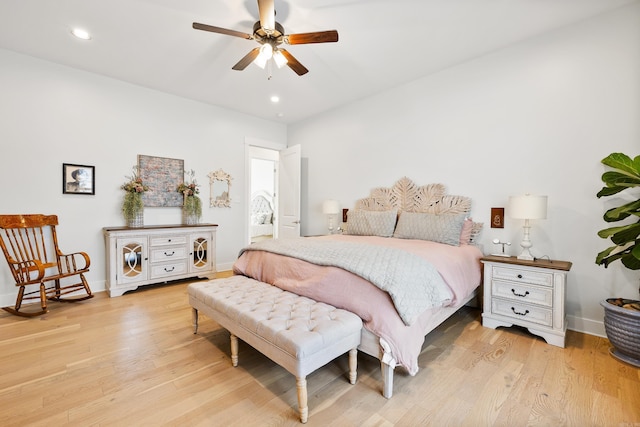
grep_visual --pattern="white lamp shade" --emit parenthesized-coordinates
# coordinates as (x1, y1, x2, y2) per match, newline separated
(273, 50, 288, 68)
(322, 199, 340, 215)
(508, 195, 547, 220)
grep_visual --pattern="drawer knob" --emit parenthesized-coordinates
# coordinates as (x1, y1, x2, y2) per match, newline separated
(511, 307, 529, 316)
(517, 274, 523, 279)
(164, 267, 175, 272)
(511, 289, 530, 298)
(164, 251, 175, 256)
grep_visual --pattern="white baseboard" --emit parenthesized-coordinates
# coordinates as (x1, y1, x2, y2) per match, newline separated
(217, 262, 235, 272)
(567, 314, 606, 338)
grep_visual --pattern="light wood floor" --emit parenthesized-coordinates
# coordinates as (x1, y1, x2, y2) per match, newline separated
(1, 273, 639, 427)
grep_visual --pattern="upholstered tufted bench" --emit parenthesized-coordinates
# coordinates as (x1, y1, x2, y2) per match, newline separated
(188, 275, 363, 423)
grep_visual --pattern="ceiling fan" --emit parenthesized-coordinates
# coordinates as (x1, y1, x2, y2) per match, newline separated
(193, 0, 338, 76)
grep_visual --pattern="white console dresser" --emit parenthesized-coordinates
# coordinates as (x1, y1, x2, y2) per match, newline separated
(103, 224, 217, 297)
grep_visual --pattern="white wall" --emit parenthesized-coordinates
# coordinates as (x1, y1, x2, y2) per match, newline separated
(0, 48, 286, 305)
(289, 4, 640, 337)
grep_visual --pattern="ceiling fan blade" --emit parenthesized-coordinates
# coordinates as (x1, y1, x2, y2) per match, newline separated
(232, 48, 261, 71)
(257, 0, 275, 34)
(280, 49, 309, 76)
(285, 30, 338, 45)
(192, 22, 252, 40)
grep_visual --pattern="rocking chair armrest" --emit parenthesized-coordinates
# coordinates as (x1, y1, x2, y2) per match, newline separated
(59, 251, 91, 272)
(8, 259, 46, 284)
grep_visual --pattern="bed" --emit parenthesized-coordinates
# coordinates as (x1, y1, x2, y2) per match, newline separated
(233, 177, 483, 398)
(250, 190, 274, 239)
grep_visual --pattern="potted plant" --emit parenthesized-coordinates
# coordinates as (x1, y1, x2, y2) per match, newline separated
(121, 166, 149, 227)
(596, 152, 640, 367)
(177, 169, 202, 225)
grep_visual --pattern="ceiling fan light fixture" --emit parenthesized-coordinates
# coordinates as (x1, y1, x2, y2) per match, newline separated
(273, 50, 288, 68)
(254, 43, 273, 68)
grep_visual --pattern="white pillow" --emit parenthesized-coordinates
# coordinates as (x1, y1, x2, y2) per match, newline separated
(393, 211, 467, 246)
(345, 209, 397, 237)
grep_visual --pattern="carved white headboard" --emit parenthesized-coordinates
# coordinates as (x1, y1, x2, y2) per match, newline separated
(354, 177, 483, 240)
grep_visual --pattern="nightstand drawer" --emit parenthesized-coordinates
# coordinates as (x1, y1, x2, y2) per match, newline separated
(491, 298, 552, 327)
(492, 266, 553, 287)
(491, 280, 553, 308)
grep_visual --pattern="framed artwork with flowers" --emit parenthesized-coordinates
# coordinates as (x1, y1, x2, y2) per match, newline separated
(63, 163, 95, 195)
(137, 155, 184, 207)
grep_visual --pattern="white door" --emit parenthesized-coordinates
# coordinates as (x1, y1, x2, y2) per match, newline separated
(278, 145, 301, 238)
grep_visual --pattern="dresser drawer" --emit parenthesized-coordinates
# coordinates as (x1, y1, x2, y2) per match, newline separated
(491, 280, 553, 308)
(491, 298, 552, 327)
(150, 246, 188, 263)
(150, 261, 188, 279)
(492, 266, 553, 287)
(149, 235, 187, 247)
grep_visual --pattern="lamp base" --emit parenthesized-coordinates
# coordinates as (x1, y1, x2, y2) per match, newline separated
(518, 222, 535, 261)
(517, 250, 535, 261)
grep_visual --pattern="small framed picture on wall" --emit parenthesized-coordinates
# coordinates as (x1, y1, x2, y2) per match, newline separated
(491, 207, 504, 228)
(63, 163, 95, 195)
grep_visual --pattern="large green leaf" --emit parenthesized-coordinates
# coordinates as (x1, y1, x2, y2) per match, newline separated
(601, 153, 640, 178)
(603, 199, 640, 222)
(597, 185, 625, 198)
(596, 245, 617, 265)
(598, 224, 633, 238)
(601, 171, 640, 187)
(621, 252, 640, 270)
(610, 222, 640, 245)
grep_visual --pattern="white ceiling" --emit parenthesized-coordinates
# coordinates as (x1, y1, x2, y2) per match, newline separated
(0, 0, 637, 124)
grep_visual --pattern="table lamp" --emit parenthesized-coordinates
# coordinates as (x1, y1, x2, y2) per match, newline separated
(508, 194, 547, 260)
(322, 200, 340, 234)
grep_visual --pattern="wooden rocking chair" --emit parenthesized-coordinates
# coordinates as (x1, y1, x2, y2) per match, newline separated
(0, 214, 93, 317)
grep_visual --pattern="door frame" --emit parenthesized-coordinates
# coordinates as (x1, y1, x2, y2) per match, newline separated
(244, 137, 286, 245)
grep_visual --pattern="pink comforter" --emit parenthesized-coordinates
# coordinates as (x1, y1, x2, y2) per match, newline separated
(232, 235, 483, 375)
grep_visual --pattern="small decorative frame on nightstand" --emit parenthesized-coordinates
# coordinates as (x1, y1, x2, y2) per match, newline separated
(480, 255, 572, 347)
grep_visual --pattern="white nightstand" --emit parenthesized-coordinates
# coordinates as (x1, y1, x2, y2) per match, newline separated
(481, 255, 572, 348)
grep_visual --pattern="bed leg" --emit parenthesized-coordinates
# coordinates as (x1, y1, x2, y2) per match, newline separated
(381, 360, 394, 399)
(192, 308, 199, 334)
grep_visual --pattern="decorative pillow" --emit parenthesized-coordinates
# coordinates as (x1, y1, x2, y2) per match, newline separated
(345, 209, 398, 237)
(459, 217, 474, 245)
(393, 211, 467, 246)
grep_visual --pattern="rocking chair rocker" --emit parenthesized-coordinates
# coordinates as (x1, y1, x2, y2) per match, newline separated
(0, 214, 93, 317)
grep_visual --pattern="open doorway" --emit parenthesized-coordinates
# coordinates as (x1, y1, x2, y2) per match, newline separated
(248, 146, 278, 244)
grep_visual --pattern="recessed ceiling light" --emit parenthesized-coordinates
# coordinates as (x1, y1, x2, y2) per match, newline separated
(71, 28, 91, 40)
(270, 95, 280, 103)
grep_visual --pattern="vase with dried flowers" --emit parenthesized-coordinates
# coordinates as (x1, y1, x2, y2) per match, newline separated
(177, 169, 202, 225)
(121, 166, 149, 227)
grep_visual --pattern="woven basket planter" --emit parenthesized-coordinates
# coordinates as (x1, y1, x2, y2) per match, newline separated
(601, 299, 640, 368)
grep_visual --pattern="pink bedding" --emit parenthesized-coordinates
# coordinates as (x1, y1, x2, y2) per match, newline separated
(232, 235, 483, 375)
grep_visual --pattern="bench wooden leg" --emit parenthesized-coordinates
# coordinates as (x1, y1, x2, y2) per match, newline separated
(348, 348, 358, 385)
(230, 334, 239, 367)
(296, 376, 308, 424)
(191, 308, 199, 334)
